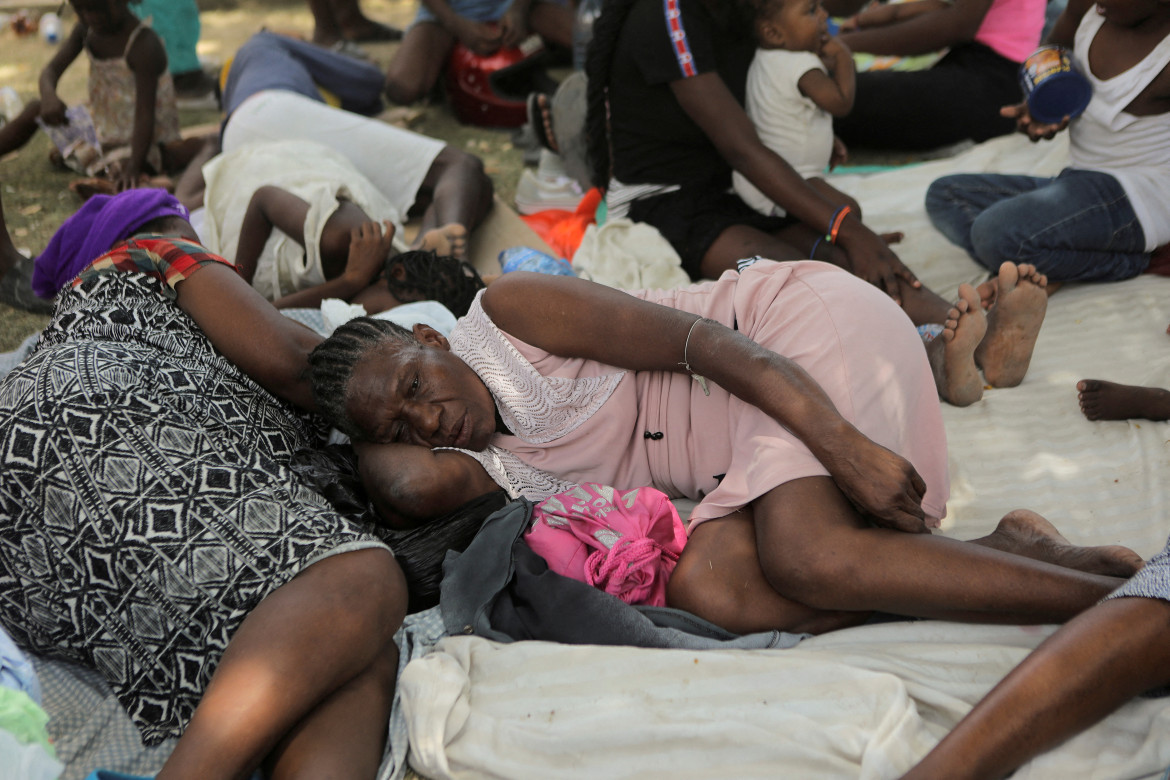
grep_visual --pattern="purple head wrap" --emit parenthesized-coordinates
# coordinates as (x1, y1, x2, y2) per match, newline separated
(31, 189, 191, 298)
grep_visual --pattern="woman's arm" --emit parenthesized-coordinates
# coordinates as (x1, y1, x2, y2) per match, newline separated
(354, 441, 501, 529)
(174, 262, 324, 410)
(672, 73, 920, 301)
(842, 0, 950, 31)
(121, 28, 168, 190)
(38, 22, 86, 125)
(839, 0, 993, 56)
(483, 273, 931, 532)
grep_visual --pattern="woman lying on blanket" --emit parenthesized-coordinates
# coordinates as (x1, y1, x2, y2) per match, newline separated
(584, 0, 1049, 406)
(307, 260, 1142, 636)
(0, 188, 411, 778)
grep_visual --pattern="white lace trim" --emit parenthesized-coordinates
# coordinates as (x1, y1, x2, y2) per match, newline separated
(438, 444, 578, 502)
(449, 293, 626, 444)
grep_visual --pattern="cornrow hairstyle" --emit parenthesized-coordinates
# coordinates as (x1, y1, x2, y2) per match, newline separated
(307, 316, 417, 438)
(585, 0, 641, 190)
(383, 249, 486, 317)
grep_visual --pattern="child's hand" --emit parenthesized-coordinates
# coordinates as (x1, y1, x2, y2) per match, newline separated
(499, 1, 530, 48)
(453, 18, 502, 55)
(820, 35, 853, 75)
(1000, 102, 1069, 142)
(343, 220, 397, 287)
(829, 135, 848, 170)
(39, 95, 67, 126)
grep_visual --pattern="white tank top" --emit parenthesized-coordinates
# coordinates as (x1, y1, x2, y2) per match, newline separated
(1070, 10, 1170, 249)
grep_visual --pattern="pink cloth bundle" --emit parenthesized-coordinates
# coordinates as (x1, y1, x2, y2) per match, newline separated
(526, 483, 688, 607)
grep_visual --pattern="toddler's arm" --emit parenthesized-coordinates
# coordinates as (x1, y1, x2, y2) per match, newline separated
(121, 27, 169, 190)
(799, 37, 855, 117)
(37, 21, 86, 125)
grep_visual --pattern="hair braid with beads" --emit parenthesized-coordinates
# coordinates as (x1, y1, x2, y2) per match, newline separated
(307, 317, 417, 438)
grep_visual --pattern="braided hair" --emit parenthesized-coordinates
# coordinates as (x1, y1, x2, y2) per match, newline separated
(307, 317, 417, 438)
(383, 249, 485, 318)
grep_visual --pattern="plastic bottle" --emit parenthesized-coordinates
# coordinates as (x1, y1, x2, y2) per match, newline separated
(39, 11, 60, 44)
(571, 0, 602, 71)
(499, 246, 575, 276)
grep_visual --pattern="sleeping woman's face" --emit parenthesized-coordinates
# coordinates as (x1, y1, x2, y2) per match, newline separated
(344, 325, 498, 451)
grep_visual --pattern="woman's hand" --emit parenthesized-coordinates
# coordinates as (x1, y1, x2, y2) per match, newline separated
(836, 219, 922, 305)
(343, 220, 396, 287)
(1000, 102, 1069, 142)
(818, 424, 930, 533)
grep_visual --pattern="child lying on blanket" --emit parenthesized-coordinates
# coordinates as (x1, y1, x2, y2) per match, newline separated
(925, 0, 1170, 285)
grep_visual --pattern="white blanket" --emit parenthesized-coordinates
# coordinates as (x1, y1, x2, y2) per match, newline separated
(398, 133, 1170, 779)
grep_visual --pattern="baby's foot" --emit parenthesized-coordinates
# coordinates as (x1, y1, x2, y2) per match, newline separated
(416, 223, 469, 260)
(1077, 379, 1170, 422)
(927, 283, 986, 407)
(975, 263, 1047, 388)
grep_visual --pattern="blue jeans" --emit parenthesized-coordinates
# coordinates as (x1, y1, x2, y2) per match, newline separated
(925, 169, 1149, 283)
(222, 32, 386, 119)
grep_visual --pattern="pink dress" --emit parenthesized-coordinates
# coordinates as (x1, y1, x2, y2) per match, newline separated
(448, 260, 949, 530)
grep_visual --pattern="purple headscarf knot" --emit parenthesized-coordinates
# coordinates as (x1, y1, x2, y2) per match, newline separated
(31, 188, 190, 298)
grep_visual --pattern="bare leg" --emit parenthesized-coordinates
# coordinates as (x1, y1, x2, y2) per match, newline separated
(157, 547, 407, 779)
(1077, 379, 1170, 422)
(699, 224, 807, 279)
(383, 23, 454, 105)
(751, 477, 1129, 628)
(412, 145, 494, 237)
(310, 0, 401, 44)
(668, 507, 874, 636)
(975, 262, 1047, 388)
(527, 1, 574, 47)
(172, 138, 219, 212)
(924, 283, 986, 407)
(902, 596, 1170, 780)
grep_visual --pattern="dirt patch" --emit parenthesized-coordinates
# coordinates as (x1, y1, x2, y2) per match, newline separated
(0, 0, 531, 350)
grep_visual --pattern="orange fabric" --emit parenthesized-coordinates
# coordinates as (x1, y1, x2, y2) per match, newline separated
(520, 188, 603, 262)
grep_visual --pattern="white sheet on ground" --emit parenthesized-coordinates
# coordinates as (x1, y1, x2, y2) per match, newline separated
(396, 133, 1170, 780)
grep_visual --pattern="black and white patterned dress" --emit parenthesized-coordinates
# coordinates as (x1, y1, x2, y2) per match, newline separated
(0, 238, 388, 744)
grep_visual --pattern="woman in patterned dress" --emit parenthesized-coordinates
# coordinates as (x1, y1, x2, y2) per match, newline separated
(0, 190, 405, 779)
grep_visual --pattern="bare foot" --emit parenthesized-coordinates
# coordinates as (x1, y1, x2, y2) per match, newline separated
(926, 283, 987, 407)
(415, 223, 468, 260)
(971, 509, 1144, 578)
(975, 262, 1047, 388)
(1077, 379, 1170, 421)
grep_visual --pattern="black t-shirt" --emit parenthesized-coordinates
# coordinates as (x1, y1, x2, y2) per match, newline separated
(608, 0, 755, 188)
